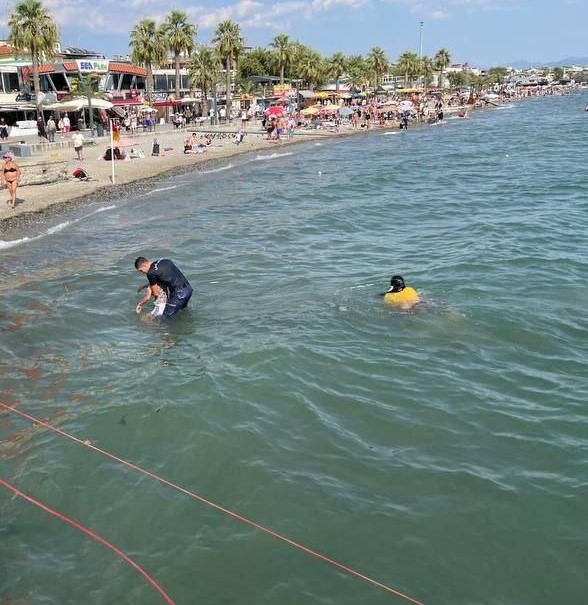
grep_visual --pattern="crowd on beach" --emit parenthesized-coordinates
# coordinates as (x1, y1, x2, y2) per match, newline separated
(0, 82, 581, 214)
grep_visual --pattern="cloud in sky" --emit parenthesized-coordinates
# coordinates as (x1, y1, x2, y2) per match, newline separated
(0, 0, 519, 40)
(382, 0, 519, 18)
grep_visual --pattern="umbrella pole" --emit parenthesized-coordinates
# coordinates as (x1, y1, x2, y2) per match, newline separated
(109, 118, 115, 185)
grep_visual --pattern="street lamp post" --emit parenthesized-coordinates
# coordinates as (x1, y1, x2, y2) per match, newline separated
(418, 21, 424, 59)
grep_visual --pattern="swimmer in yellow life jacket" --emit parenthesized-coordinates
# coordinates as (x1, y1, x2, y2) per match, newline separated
(383, 275, 420, 310)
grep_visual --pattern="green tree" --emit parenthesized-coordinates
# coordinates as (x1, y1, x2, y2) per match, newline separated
(345, 55, 368, 92)
(161, 10, 196, 99)
(447, 71, 467, 89)
(328, 51, 347, 94)
(189, 47, 221, 117)
(486, 66, 509, 86)
(433, 48, 451, 88)
(130, 18, 165, 103)
(238, 47, 273, 79)
(552, 66, 565, 82)
(367, 46, 388, 89)
(212, 20, 243, 123)
(270, 33, 293, 85)
(420, 55, 435, 90)
(296, 49, 327, 90)
(72, 73, 103, 132)
(8, 0, 58, 119)
(396, 51, 420, 87)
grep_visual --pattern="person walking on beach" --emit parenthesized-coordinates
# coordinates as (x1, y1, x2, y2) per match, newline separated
(135, 257, 193, 319)
(62, 114, 71, 134)
(1, 153, 21, 209)
(46, 116, 56, 142)
(0, 118, 8, 140)
(37, 117, 47, 141)
(72, 131, 84, 160)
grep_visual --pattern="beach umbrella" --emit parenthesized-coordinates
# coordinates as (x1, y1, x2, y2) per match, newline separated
(338, 106, 354, 116)
(398, 100, 414, 112)
(301, 106, 320, 116)
(266, 105, 285, 116)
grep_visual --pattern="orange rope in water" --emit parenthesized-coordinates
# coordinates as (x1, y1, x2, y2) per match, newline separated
(0, 476, 175, 604)
(0, 402, 425, 605)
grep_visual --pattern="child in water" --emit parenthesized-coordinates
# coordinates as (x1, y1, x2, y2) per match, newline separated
(149, 284, 168, 317)
(136, 283, 167, 317)
(382, 275, 420, 310)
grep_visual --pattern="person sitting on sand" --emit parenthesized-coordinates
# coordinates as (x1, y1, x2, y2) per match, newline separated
(104, 147, 125, 161)
(381, 275, 420, 310)
(1, 152, 21, 209)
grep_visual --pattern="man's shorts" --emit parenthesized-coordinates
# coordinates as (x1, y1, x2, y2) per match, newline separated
(162, 285, 193, 318)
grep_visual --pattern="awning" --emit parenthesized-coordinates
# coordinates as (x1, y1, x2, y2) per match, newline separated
(45, 97, 113, 111)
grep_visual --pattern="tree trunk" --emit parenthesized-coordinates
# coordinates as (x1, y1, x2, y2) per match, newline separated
(146, 62, 153, 103)
(226, 57, 232, 123)
(201, 91, 207, 119)
(336, 77, 340, 94)
(212, 82, 218, 125)
(404, 71, 408, 88)
(280, 66, 284, 85)
(32, 48, 42, 122)
(175, 52, 180, 99)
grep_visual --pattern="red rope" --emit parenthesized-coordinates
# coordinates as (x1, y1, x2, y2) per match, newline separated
(0, 402, 425, 605)
(0, 476, 175, 605)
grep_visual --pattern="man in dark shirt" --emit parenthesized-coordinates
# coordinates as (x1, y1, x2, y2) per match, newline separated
(134, 257, 193, 318)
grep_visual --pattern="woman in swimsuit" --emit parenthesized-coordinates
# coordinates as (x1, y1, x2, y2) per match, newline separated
(1, 153, 21, 209)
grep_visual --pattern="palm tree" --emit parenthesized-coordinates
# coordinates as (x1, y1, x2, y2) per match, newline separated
(433, 48, 451, 89)
(367, 46, 388, 89)
(212, 20, 243, 124)
(346, 55, 369, 93)
(8, 0, 58, 119)
(189, 47, 221, 118)
(72, 73, 102, 132)
(270, 33, 293, 85)
(328, 51, 347, 94)
(161, 10, 196, 99)
(396, 51, 420, 88)
(130, 19, 165, 103)
(420, 55, 435, 91)
(296, 49, 327, 90)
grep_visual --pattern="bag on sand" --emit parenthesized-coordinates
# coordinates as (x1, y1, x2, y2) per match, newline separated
(72, 168, 90, 181)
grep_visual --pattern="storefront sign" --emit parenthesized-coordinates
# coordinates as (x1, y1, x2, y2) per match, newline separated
(76, 59, 109, 73)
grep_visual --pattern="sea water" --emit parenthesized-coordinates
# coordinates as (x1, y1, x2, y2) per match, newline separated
(0, 94, 587, 605)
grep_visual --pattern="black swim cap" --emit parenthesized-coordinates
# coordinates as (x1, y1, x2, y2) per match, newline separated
(389, 275, 405, 293)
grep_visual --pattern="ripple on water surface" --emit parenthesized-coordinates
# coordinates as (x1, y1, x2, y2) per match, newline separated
(1, 95, 587, 605)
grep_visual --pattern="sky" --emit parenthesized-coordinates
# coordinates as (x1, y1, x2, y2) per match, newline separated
(0, 0, 586, 67)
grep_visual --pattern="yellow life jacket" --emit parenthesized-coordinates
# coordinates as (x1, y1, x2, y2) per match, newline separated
(384, 286, 420, 307)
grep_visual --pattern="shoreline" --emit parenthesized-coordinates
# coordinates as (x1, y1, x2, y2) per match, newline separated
(0, 102, 496, 238)
(0, 125, 359, 237)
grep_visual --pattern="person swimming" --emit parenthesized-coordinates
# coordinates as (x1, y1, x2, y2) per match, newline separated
(382, 275, 420, 310)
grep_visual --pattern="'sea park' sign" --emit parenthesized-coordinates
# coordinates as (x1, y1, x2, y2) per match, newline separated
(76, 59, 109, 73)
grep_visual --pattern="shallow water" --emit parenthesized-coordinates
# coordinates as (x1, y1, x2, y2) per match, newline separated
(1, 95, 587, 605)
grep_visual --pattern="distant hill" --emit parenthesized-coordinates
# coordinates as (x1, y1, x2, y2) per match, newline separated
(509, 57, 588, 69)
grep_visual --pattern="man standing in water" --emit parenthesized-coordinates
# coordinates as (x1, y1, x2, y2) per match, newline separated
(135, 257, 193, 318)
